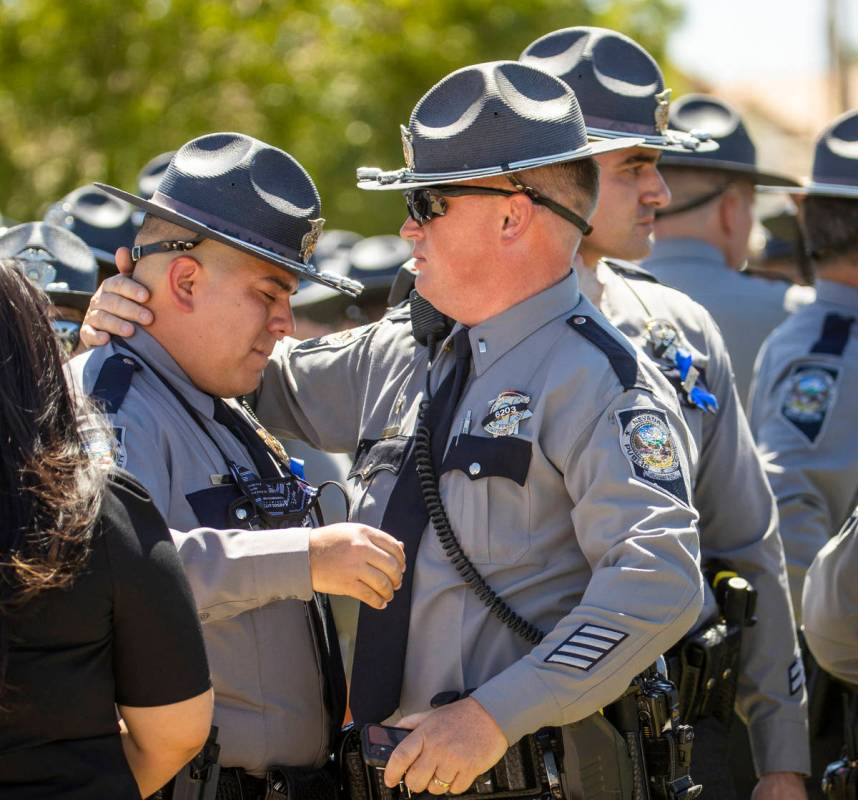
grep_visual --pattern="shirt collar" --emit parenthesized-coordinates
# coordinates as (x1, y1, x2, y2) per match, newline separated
(114, 328, 216, 419)
(815, 278, 858, 311)
(449, 271, 581, 376)
(647, 237, 726, 267)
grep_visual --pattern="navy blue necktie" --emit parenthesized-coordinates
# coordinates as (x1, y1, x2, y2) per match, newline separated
(350, 329, 472, 724)
(212, 398, 279, 479)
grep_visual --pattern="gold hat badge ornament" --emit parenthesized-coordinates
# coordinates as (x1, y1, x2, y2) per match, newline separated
(400, 125, 416, 171)
(299, 217, 325, 264)
(654, 89, 672, 135)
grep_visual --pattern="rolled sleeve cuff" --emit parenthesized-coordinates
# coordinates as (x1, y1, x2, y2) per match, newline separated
(749, 716, 811, 777)
(472, 660, 563, 746)
(253, 526, 313, 602)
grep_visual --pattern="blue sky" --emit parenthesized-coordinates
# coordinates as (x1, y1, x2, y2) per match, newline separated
(669, 0, 858, 83)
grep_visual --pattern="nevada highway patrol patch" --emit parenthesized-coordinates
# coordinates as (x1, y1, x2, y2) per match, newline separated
(781, 363, 838, 444)
(616, 408, 688, 505)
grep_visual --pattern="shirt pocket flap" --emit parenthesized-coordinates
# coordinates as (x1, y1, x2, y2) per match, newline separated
(186, 484, 244, 528)
(440, 434, 532, 486)
(348, 435, 411, 482)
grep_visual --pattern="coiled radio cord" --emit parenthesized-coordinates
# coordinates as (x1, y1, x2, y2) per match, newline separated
(414, 335, 545, 646)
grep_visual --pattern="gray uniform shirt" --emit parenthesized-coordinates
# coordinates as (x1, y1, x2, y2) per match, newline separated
(803, 506, 858, 687)
(643, 238, 814, 405)
(584, 259, 808, 776)
(68, 330, 330, 774)
(257, 271, 704, 746)
(748, 279, 858, 622)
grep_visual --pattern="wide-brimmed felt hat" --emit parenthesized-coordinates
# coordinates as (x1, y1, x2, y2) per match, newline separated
(293, 235, 411, 315)
(0, 222, 98, 312)
(520, 28, 717, 155)
(138, 151, 175, 200)
(656, 94, 798, 186)
(356, 61, 640, 191)
(44, 184, 137, 266)
(97, 132, 362, 297)
(758, 109, 858, 198)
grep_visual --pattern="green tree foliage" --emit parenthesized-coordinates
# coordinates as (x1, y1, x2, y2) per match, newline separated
(0, 0, 681, 235)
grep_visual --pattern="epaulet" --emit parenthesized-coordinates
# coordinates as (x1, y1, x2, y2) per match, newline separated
(90, 353, 141, 414)
(566, 313, 641, 390)
(739, 266, 793, 285)
(811, 313, 856, 356)
(603, 258, 661, 283)
(384, 301, 412, 322)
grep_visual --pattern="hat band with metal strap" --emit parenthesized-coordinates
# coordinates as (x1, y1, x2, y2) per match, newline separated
(131, 236, 204, 263)
(655, 185, 729, 218)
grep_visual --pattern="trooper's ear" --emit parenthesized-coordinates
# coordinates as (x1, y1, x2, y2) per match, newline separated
(500, 192, 535, 243)
(166, 255, 203, 313)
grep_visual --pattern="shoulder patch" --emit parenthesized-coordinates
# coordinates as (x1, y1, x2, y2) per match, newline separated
(80, 419, 126, 469)
(603, 258, 661, 283)
(90, 353, 141, 414)
(810, 313, 855, 356)
(545, 624, 628, 670)
(567, 314, 641, 390)
(780, 363, 839, 443)
(616, 407, 689, 506)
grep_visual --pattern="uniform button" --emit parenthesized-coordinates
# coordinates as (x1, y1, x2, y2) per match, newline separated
(469, 462, 481, 476)
(235, 507, 249, 521)
(573, 316, 587, 325)
(122, 357, 135, 365)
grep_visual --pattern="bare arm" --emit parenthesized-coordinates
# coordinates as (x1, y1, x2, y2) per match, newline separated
(119, 687, 214, 798)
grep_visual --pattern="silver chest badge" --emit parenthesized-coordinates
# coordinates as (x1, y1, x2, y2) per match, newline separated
(481, 390, 533, 437)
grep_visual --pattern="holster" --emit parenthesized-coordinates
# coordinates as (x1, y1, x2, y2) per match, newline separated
(670, 620, 741, 726)
(823, 688, 858, 800)
(668, 566, 756, 727)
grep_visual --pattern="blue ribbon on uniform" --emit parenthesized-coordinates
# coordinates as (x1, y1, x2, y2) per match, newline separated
(674, 348, 719, 414)
(289, 457, 305, 479)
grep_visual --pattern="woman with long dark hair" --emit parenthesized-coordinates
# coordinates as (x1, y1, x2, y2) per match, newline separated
(0, 257, 213, 798)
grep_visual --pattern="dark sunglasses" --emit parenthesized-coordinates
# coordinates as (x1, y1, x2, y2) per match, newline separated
(52, 318, 82, 356)
(404, 176, 593, 236)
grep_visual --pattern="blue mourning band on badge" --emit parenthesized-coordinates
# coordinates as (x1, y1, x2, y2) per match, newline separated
(780, 363, 838, 444)
(616, 408, 689, 506)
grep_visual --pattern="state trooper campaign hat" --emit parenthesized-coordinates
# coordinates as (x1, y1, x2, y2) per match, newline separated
(520, 28, 717, 154)
(137, 150, 175, 200)
(44, 184, 137, 267)
(0, 221, 98, 312)
(759, 109, 858, 199)
(657, 94, 798, 186)
(96, 132, 363, 297)
(356, 60, 641, 191)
